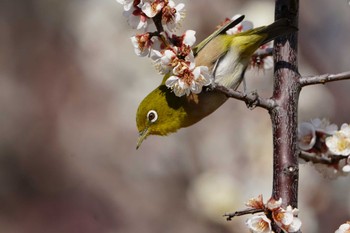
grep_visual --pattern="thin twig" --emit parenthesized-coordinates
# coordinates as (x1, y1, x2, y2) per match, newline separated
(223, 208, 265, 221)
(299, 71, 350, 86)
(299, 151, 347, 165)
(214, 85, 276, 110)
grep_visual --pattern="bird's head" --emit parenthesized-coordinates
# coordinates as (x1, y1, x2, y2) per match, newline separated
(136, 85, 187, 149)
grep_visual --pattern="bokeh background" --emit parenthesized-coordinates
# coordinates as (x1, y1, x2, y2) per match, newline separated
(1, 0, 350, 232)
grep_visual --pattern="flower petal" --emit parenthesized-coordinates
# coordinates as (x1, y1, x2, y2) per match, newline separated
(165, 76, 179, 88)
(246, 215, 272, 233)
(287, 217, 302, 232)
(183, 30, 196, 46)
(298, 122, 316, 151)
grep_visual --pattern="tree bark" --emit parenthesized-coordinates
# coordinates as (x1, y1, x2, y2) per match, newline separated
(271, 0, 301, 232)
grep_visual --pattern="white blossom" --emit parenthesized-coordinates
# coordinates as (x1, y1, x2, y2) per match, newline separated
(141, 0, 165, 18)
(298, 122, 316, 151)
(162, 0, 185, 31)
(326, 123, 350, 156)
(130, 33, 154, 56)
(246, 215, 273, 233)
(335, 222, 350, 233)
(116, 0, 134, 11)
(272, 205, 302, 233)
(165, 62, 212, 97)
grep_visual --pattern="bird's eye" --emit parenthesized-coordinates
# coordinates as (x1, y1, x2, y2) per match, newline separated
(147, 110, 158, 123)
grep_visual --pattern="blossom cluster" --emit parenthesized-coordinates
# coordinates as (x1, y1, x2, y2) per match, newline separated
(117, 0, 275, 97)
(245, 195, 302, 233)
(298, 118, 350, 177)
(117, 0, 212, 97)
(117, 0, 184, 31)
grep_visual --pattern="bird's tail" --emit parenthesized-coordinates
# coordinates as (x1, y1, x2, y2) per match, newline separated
(258, 18, 298, 45)
(232, 18, 297, 58)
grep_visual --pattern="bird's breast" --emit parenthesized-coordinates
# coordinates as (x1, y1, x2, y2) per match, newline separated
(214, 48, 248, 90)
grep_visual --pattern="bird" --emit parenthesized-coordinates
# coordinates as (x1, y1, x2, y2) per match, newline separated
(136, 16, 297, 149)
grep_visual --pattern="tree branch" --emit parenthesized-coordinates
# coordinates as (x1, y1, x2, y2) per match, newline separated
(299, 151, 347, 165)
(214, 85, 276, 110)
(223, 208, 265, 221)
(152, 12, 164, 33)
(299, 71, 350, 86)
(271, 0, 300, 232)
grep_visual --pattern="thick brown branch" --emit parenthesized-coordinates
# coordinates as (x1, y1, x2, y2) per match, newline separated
(214, 85, 276, 110)
(299, 71, 350, 86)
(223, 208, 265, 221)
(271, 0, 300, 232)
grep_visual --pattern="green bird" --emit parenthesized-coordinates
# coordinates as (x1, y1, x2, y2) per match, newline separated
(136, 16, 296, 149)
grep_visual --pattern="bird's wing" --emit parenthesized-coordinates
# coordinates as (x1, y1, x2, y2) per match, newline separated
(194, 34, 231, 74)
(192, 15, 245, 57)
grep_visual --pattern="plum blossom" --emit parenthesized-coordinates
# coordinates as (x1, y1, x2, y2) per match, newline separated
(121, 1, 151, 30)
(165, 63, 211, 97)
(298, 122, 317, 151)
(245, 196, 301, 233)
(246, 194, 265, 210)
(326, 123, 350, 156)
(250, 43, 274, 70)
(310, 118, 339, 134)
(116, 0, 134, 11)
(323, 123, 350, 175)
(141, 0, 165, 18)
(161, 0, 185, 31)
(266, 197, 283, 211)
(272, 205, 302, 233)
(245, 195, 273, 233)
(298, 118, 338, 153)
(246, 215, 273, 233)
(117, 0, 185, 31)
(342, 156, 350, 172)
(146, 30, 212, 96)
(298, 119, 350, 177)
(151, 30, 196, 73)
(266, 198, 302, 233)
(335, 221, 350, 233)
(131, 33, 155, 56)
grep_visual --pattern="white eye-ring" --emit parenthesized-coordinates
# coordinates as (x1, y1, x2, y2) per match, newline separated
(147, 110, 158, 123)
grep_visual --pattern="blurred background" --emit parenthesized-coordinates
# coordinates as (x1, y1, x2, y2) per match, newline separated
(0, 0, 350, 232)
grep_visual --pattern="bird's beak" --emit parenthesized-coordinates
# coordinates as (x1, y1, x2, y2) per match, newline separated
(136, 127, 149, 150)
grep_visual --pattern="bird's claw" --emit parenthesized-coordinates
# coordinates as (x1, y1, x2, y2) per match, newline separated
(244, 90, 259, 110)
(207, 83, 217, 92)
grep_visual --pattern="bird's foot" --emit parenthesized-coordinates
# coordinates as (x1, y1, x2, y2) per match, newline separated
(244, 90, 259, 110)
